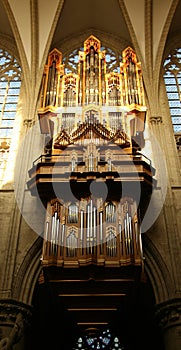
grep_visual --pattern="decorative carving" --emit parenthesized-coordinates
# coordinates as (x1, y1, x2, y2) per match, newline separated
(0, 313, 24, 350)
(23, 119, 35, 128)
(54, 117, 129, 149)
(0, 300, 32, 349)
(0, 141, 10, 152)
(175, 134, 181, 150)
(155, 298, 181, 330)
(0, 140, 10, 161)
(149, 116, 163, 125)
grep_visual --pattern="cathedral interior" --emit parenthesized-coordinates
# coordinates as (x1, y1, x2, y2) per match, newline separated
(0, 1, 181, 350)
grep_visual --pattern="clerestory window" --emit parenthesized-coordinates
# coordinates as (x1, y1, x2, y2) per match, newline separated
(163, 48, 181, 133)
(0, 49, 21, 139)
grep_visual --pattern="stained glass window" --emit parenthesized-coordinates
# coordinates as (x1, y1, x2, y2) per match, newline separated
(73, 328, 124, 350)
(163, 48, 181, 132)
(0, 49, 21, 140)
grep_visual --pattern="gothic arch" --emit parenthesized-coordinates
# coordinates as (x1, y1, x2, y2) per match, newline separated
(54, 28, 131, 56)
(143, 235, 174, 304)
(0, 33, 19, 59)
(12, 236, 43, 305)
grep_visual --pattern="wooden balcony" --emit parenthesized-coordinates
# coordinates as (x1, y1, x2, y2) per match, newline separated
(27, 153, 156, 204)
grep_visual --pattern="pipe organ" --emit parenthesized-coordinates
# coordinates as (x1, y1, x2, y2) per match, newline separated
(28, 35, 155, 272)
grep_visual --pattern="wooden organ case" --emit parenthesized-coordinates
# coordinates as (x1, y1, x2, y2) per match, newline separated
(28, 36, 155, 289)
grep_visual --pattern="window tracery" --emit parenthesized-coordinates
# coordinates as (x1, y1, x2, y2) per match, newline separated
(164, 48, 181, 132)
(63, 46, 122, 75)
(73, 328, 124, 350)
(0, 49, 21, 138)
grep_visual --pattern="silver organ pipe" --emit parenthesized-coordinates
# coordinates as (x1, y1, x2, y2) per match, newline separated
(126, 212, 130, 255)
(50, 214, 55, 255)
(90, 200, 93, 252)
(43, 221, 49, 257)
(80, 210, 84, 253)
(124, 218, 128, 255)
(87, 203, 90, 253)
(106, 231, 117, 257)
(67, 231, 77, 257)
(51, 212, 59, 256)
(118, 224, 123, 255)
(129, 215, 133, 254)
(134, 217, 140, 256)
(55, 217, 60, 255)
(93, 206, 96, 240)
(139, 231, 143, 260)
(92, 205, 97, 254)
(60, 224, 65, 256)
(99, 211, 103, 254)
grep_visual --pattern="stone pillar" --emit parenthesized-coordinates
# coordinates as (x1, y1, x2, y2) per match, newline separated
(0, 299, 32, 350)
(155, 298, 181, 350)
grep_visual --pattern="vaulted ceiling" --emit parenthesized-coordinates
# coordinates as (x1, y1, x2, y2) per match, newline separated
(0, 0, 181, 71)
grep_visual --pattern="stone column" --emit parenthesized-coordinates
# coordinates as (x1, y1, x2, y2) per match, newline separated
(155, 298, 181, 350)
(0, 299, 32, 350)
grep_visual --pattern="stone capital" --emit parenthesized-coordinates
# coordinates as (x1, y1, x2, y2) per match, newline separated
(155, 298, 181, 331)
(149, 116, 163, 125)
(0, 299, 32, 348)
(23, 119, 35, 128)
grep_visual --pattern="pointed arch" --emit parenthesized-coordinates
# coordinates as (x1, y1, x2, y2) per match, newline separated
(12, 236, 43, 305)
(143, 235, 174, 304)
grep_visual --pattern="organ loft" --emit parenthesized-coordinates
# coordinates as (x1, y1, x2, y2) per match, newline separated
(27, 35, 156, 348)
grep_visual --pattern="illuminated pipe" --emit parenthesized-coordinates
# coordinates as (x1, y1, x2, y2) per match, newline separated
(134, 220, 139, 254)
(126, 212, 130, 254)
(129, 216, 133, 254)
(93, 206, 96, 239)
(90, 200, 93, 239)
(100, 212, 103, 242)
(139, 232, 143, 260)
(51, 215, 55, 255)
(43, 221, 49, 257)
(61, 224, 65, 244)
(87, 204, 90, 253)
(80, 210, 84, 241)
(55, 218, 59, 256)
(124, 218, 128, 255)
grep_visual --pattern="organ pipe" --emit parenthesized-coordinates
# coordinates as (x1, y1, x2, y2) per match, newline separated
(42, 198, 143, 266)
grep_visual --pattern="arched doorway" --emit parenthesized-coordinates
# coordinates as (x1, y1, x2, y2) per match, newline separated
(28, 267, 164, 350)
